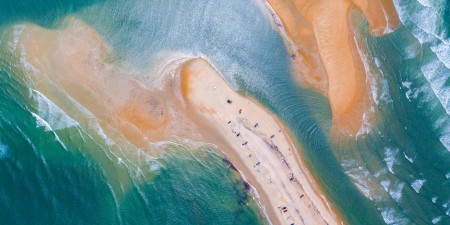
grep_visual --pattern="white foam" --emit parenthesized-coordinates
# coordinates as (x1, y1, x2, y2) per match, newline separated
(380, 79, 393, 104)
(31, 112, 67, 149)
(0, 143, 8, 159)
(433, 116, 447, 130)
(404, 42, 421, 59)
(342, 159, 375, 200)
(149, 161, 161, 172)
(374, 168, 388, 178)
(19, 42, 38, 75)
(432, 216, 442, 224)
(439, 134, 450, 152)
(446, 172, 450, 179)
(402, 81, 420, 101)
(397, 0, 450, 156)
(9, 24, 25, 51)
(50, 90, 116, 146)
(357, 107, 375, 137)
(416, 0, 433, 7)
(403, 152, 414, 163)
(394, 1, 450, 147)
(384, 147, 400, 174)
(380, 207, 409, 225)
(411, 179, 426, 193)
(32, 112, 52, 132)
(32, 90, 78, 131)
(381, 180, 391, 192)
(97, 128, 115, 146)
(389, 182, 405, 202)
(431, 42, 450, 70)
(432, 196, 438, 203)
(404, 2, 449, 44)
(421, 58, 450, 113)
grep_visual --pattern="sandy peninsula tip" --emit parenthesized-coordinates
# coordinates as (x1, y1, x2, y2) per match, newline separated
(180, 58, 341, 225)
(14, 17, 342, 225)
(263, 0, 400, 135)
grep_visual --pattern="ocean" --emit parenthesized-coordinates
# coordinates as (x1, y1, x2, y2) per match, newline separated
(0, 0, 448, 224)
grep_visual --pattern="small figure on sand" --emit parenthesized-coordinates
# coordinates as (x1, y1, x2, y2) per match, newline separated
(228, 121, 231, 124)
(290, 173, 295, 181)
(239, 109, 242, 114)
(278, 206, 288, 213)
(227, 99, 232, 104)
(236, 133, 240, 137)
(241, 141, 248, 146)
(254, 123, 259, 128)
(270, 135, 275, 138)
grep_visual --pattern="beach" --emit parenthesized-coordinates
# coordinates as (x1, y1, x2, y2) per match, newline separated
(181, 58, 339, 225)
(261, 0, 400, 135)
(15, 18, 340, 225)
(2, 1, 450, 224)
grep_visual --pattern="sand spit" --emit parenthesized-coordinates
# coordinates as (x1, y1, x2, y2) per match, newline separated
(262, 0, 399, 135)
(181, 58, 340, 225)
(14, 18, 340, 225)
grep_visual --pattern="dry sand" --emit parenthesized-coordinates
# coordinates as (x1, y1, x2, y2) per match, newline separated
(15, 18, 341, 225)
(181, 58, 340, 225)
(262, 0, 399, 135)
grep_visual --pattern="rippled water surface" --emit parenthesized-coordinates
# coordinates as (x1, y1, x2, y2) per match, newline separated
(0, 0, 449, 224)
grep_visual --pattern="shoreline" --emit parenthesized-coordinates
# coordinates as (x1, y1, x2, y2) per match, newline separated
(258, 0, 400, 135)
(180, 58, 340, 225)
(15, 18, 341, 225)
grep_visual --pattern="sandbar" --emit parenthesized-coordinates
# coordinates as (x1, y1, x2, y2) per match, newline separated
(262, 0, 400, 135)
(12, 18, 341, 225)
(181, 58, 340, 225)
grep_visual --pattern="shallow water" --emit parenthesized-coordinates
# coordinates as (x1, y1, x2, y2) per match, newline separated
(331, 0, 450, 224)
(0, 0, 449, 224)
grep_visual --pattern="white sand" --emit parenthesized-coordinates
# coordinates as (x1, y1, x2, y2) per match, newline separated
(15, 18, 341, 225)
(181, 58, 340, 225)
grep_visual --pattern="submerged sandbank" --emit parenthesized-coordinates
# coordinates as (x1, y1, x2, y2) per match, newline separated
(263, 0, 399, 135)
(12, 18, 340, 225)
(16, 18, 201, 147)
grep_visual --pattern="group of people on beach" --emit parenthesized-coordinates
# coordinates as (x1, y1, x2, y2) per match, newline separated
(226, 98, 297, 178)
(225, 98, 302, 224)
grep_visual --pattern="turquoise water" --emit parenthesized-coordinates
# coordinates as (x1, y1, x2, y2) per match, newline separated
(0, 64, 264, 224)
(331, 0, 450, 224)
(0, 0, 449, 224)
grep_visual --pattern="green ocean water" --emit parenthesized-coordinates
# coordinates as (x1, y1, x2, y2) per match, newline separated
(0, 59, 265, 225)
(0, 0, 449, 224)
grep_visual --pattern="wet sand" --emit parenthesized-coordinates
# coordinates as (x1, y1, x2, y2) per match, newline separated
(12, 18, 338, 224)
(181, 58, 340, 225)
(17, 18, 201, 147)
(14, 18, 341, 225)
(262, 0, 399, 135)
